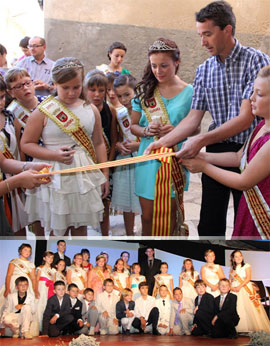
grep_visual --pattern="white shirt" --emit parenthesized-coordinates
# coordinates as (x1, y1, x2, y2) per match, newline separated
(155, 297, 171, 325)
(134, 295, 156, 321)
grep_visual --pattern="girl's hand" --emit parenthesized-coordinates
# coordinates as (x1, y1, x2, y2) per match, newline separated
(35, 290, 40, 299)
(125, 140, 139, 153)
(158, 124, 174, 138)
(55, 146, 75, 165)
(4, 288, 10, 298)
(27, 162, 52, 172)
(182, 157, 206, 173)
(101, 180, 110, 199)
(233, 285, 241, 293)
(147, 121, 161, 136)
(19, 170, 52, 189)
(116, 142, 131, 156)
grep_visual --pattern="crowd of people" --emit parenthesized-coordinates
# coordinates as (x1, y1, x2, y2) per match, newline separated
(0, 242, 269, 339)
(0, 0, 270, 238)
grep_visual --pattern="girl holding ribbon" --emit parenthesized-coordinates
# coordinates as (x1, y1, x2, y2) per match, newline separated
(131, 38, 193, 236)
(229, 250, 270, 332)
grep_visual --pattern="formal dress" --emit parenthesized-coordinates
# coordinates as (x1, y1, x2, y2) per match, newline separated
(129, 274, 146, 300)
(88, 268, 110, 299)
(153, 274, 173, 299)
(179, 271, 198, 301)
(68, 266, 87, 298)
(111, 271, 129, 296)
(202, 264, 221, 297)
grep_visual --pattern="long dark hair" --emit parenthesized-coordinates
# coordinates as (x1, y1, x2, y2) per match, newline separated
(230, 250, 245, 270)
(181, 258, 195, 279)
(135, 38, 180, 106)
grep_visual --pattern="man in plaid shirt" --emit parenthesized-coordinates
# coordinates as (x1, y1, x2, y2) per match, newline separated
(146, 1, 270, 236)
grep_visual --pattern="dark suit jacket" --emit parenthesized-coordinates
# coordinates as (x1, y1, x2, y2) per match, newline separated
(53, 252, 71, 267)
(194, 292, 215, 324)
(214, 292, 240, 326)
(116, 300, 135, 321)
(42, 293, 72, 335)
(70, 297, 83, 322)
(140, 258, 161, 294)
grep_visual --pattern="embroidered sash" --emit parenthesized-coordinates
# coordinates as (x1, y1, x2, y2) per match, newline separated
(10, 258, 32, 279)
(240, 131, 270, 239)
(7, 100, 30, 128)
(116, 106, 138, 142)
(38, 96, 97, 163)
(233, 273, 261, 310)
(141, 88, 188, 236)
(94, 268, 106, 284)
(114, 274, 124, 291)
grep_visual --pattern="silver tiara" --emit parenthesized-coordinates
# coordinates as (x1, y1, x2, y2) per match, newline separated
(149, 40, 176, 52)
(53, 62, 84, 72)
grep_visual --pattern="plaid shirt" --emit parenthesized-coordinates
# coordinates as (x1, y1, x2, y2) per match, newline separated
(191, 39, 270, 144)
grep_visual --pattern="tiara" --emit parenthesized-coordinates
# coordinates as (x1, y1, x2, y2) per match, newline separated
(149, 40, 176, 51)
(53, 62, 84, 72)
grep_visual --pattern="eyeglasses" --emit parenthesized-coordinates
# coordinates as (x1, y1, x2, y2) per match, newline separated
(10, 80, 33, 90)
(27, 44, 44, 49)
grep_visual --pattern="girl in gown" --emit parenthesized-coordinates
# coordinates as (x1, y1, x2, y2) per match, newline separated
(67, 253, 87, 298)
(131, 38, 193, 235)
(179, 258, 199, 301)
(111, 258, 129, 296)
(201, 249, 225, 298)
(128, 263, 145, 300)
(81, 248, 92, 274)
(54, 259, 67, 285)
(229, 250, 270, 332)
(152, 262, 174, 300)
(36, 251, 55, 331)
(20, 57, 109, 236)
(121, 251, 131, 273)
(87, 254, 110, 299)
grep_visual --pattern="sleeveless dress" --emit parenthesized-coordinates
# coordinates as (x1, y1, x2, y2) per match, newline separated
(88, 268, 110, 299)
(233, 121, 270, 238)
(231, 263, 270, 332)
(179, 270, 199, 301)
(153, 274, 173, 299)
(202, 264, 221, 297)
(0, 110, 28, 232)
(25, 100, 106, 235)
(132, 85, 193, 200)
(55, 271, 67, 286)
(130, 274, 146, 300)
(36, 266, 56, 331)
(111, 271, 129, 296)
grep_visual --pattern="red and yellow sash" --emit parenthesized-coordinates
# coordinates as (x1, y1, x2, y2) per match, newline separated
(7, 100, 30, 128)
(240, 130, 270, 239)
(0, 135, 16, 160)
(142, 88, 187, 236)
(233, 273, 261, 311)
(38, 96, 97, 163)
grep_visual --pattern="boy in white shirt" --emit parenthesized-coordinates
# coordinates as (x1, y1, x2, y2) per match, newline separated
(95, 278, 119, 335)
(1, 276, 35, 339)
(155, 285, 171, 335)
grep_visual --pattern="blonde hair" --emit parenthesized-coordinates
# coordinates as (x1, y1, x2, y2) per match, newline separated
(5, 68, 30, 89)
(120, 288, 133, 301)
(257, 65, 270, 80)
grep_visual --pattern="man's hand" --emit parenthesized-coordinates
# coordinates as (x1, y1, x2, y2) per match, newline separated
(180, 308, 186, 314)
(113, 318, 118, 325)
(77, 320, 84, 327)
(15, 304, 24, 310)
(102, 311, 109, 319)
(50, 315, 58, 324)
(177, 135, 205, 159)
(212, 315, 218, 326)
(140, 317, 146, 330)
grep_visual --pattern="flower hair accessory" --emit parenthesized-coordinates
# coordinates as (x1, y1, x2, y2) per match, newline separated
(149, 40, 176, 52)
(53, 62, 84, 72)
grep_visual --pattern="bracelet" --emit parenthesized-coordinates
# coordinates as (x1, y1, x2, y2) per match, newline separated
(22, 162, 28, 172)
(5, 180, 10, 193)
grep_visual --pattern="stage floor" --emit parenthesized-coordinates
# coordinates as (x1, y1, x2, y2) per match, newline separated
(0, 334, 250, 346)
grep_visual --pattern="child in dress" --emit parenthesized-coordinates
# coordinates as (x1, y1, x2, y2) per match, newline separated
(111, 258, 129, 296)
(54, 259, 67, 285)
(36, 251, 56, 331)
(84, 70, 117, 235)
(1, 277, 35, 339)
(120, 251, 131, 273)
(21, 57, 109, 236)
(67, 253, 87, 298)
(201, 250, 225, 297)
(87, 254, 110, 299)
(182, 65, 270, 239)
(100, 251, 113, 273)
(81, 249, 92, 274)
(229, 250, 270, 332)
(128, 263, 146, 300)
(116, 288, 136, 334)
(179, 258, 199, 301)
(152, 262, 174, 299)
(111, 74, 141, 235)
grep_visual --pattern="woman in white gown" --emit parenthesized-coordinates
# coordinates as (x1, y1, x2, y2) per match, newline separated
(230, 250, 270, 332)
(201, 249, 225, 298)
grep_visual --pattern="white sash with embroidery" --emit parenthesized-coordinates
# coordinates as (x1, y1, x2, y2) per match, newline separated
(7, 100, 30, 128)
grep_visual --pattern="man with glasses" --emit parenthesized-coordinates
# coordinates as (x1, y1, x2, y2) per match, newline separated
(17, 36, 54, 96)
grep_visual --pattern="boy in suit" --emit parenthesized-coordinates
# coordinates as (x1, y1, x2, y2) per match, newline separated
(66, 283, 84, 335)
(192, 279, 215, 336)
(133, 281, 160, 335)
(116, 288, 136, 334)
(211, 278, 239, 339)
(169, 287, 194, 336)
(77, 288, 98, 336)
(96, 278, 119, 335)
(1, 277, 35, 339)
(41, 280, 74, 337)
(140, 248, 161, 295)
(155, 285, 171, 335)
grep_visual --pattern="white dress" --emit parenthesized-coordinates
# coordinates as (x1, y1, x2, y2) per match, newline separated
(36, 266, 56, 331)
(130, 274, 145, 300)
(68, 265, 87, 298)
(203, 264, 221, 297)
(55, 271, 67, 286)
(25, 101, 106, 235)
(179, 270, 198, 301)
(153, 274, 173, 299)
(111, 271, 129, 296)
(231, 263, 270, 332)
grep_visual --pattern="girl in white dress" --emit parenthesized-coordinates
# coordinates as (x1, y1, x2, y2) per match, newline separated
(128, 263, 145, 300)
(201, 249, 225, 298)
(230, 250, 270, 332)
(179, 258, 199, 301)
(36, 251, 55, 331)
(54, 259, 67, 286)
(67, 253, 87, 298)
(111, 258, 129, 296)
(152, 262, 174, 299)
(21, 57, 109, 236)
